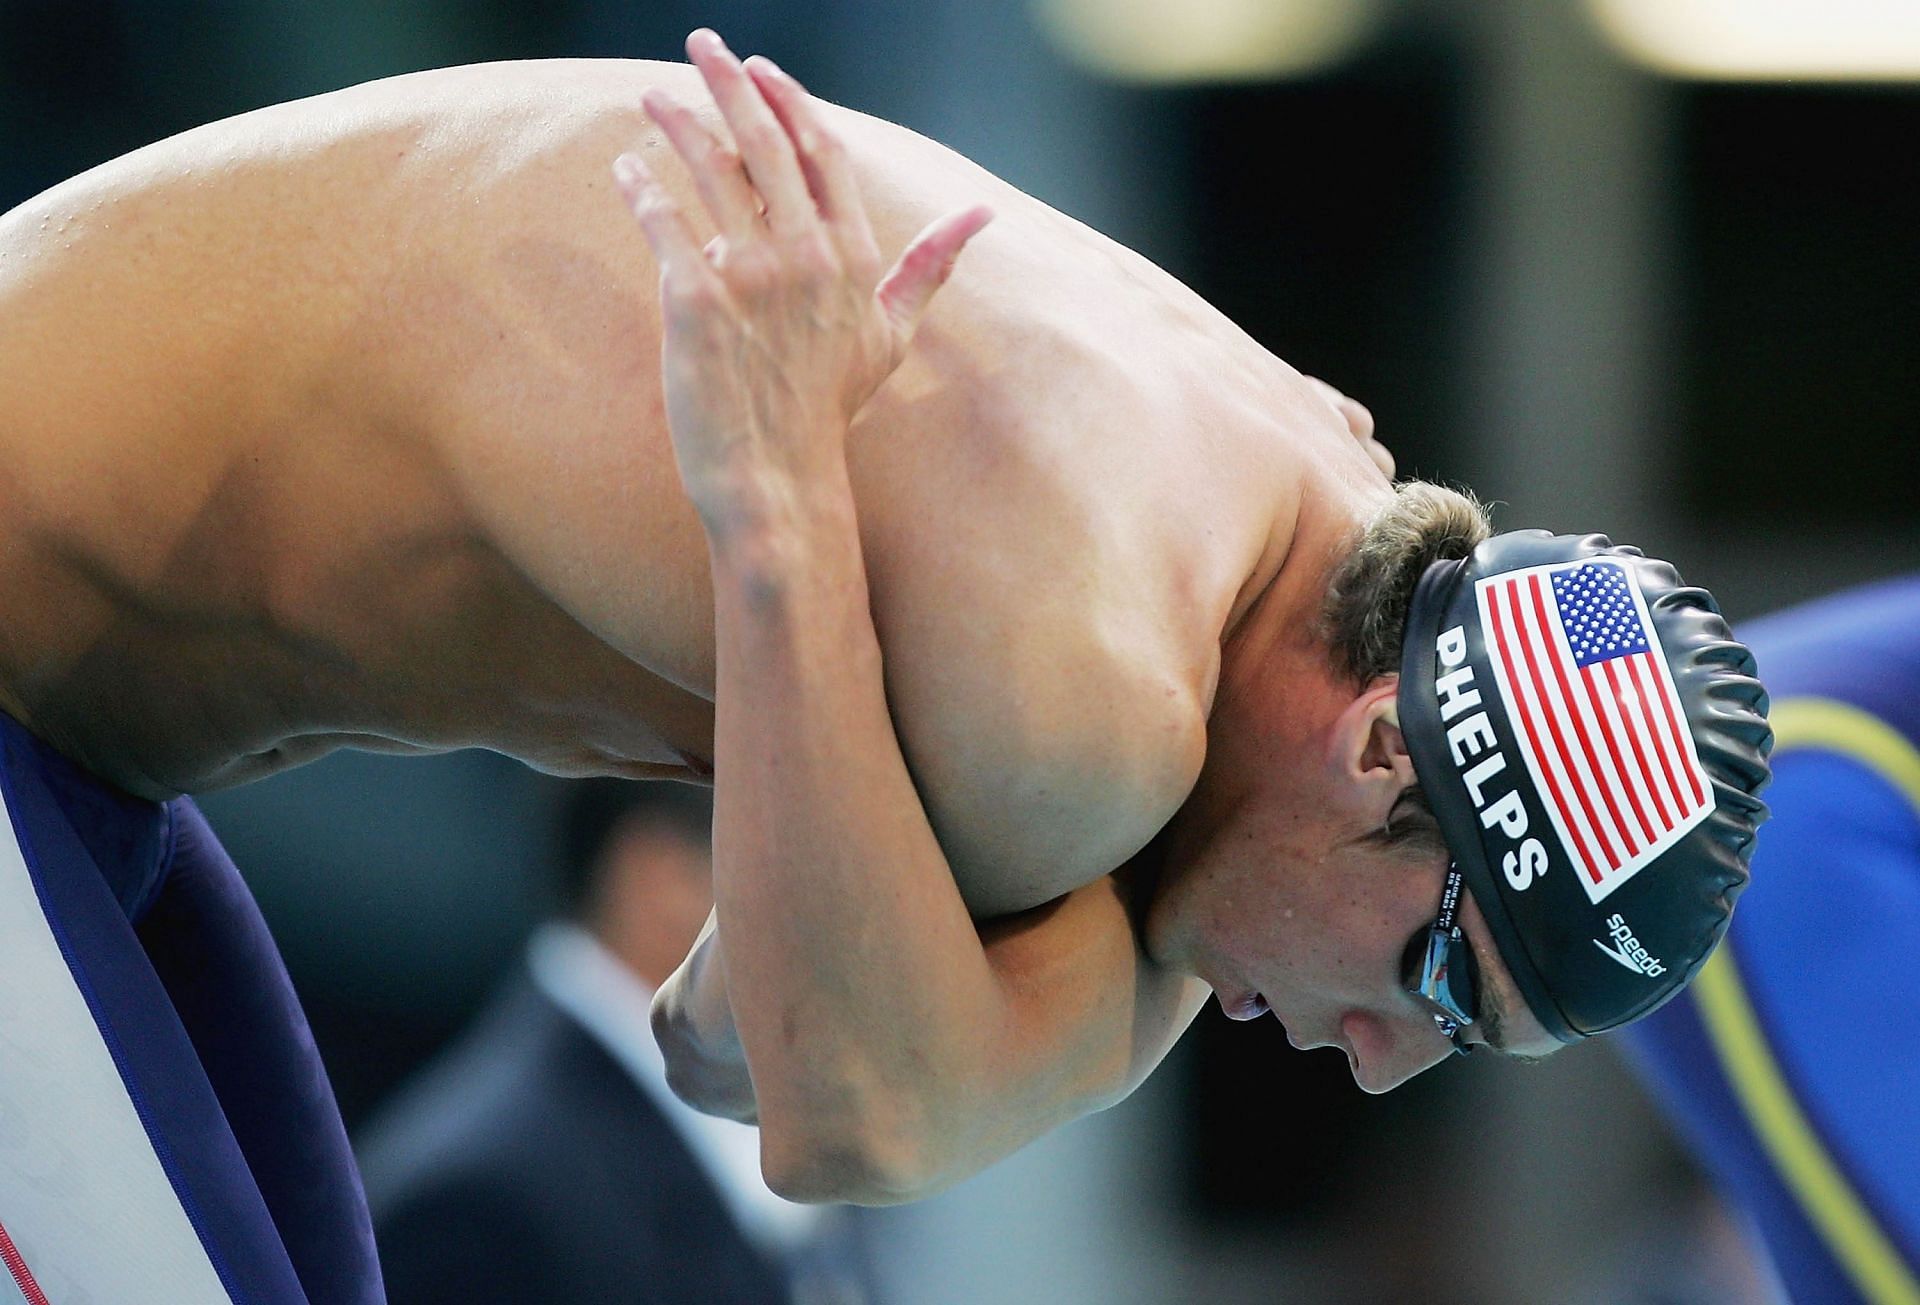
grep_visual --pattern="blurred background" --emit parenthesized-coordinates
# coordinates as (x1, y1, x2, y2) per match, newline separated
(4, 0, 1915, 1300)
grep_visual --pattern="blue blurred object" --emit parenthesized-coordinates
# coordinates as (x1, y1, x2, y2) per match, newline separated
(0, 708, 381, 1303)
(1622, 575, 1920, 1305)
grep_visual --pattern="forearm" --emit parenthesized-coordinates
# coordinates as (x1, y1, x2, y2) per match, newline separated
(616, 33, 1016, 1201)
(707, 473, 1008, 1200)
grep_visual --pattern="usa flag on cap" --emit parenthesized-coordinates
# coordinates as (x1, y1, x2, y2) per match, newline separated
(1475, 560, 1713, 904)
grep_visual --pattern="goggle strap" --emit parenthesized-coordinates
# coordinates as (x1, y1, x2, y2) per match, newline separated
(1434, 862, 1464, 934)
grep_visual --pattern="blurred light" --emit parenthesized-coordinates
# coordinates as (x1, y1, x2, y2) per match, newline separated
(1588, 0, 1920, 80)
(1030, 0, 1384, 84)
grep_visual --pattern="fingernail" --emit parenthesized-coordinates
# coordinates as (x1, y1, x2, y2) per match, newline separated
(612, 154, 646, 187)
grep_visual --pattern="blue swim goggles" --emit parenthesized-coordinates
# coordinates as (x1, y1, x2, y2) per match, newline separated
(1400, 863, 1480, 1056)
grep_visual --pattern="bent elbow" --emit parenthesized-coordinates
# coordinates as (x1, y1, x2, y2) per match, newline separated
(758, 1114, 941, 1207)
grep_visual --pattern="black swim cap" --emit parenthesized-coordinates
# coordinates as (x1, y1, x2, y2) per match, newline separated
(1397, 531, 1771, 1042)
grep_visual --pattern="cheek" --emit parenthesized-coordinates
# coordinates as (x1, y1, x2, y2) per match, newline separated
(1203, 870, 1345, 983)
(1251, 864, 1426, 998)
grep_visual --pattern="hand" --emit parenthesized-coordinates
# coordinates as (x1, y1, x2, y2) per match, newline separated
(1303, 373, 1393, 478)
(614, 30, 993, 536)
(651, 917, 759, 1122)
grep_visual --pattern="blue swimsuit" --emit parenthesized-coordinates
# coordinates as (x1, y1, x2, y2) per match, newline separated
(1622, 574, 1920, 1304)
(0, 710, 381, 1303)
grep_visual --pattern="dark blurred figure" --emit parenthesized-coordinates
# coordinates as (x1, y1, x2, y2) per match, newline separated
(357, 778, 871, 1304)
(1622, 574, 1920, 1304)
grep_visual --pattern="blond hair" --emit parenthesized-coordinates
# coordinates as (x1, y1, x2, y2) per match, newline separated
(1322, 480, 1493, 687)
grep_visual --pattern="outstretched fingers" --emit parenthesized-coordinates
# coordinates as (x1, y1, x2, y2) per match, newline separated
(613, 153, 721, 314)
(640, 87, 762, 242)
(745, 57, 869, 252)
(684, 29, 812, 236)
(1303, 375, 1376, 442)
(876, 205, 995, 344)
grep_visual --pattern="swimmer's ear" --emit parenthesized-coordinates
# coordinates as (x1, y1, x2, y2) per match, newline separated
(1325, 676, 1415, 816)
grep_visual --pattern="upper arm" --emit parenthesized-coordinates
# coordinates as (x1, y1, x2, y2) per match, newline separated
(866, 533, 1213, 918)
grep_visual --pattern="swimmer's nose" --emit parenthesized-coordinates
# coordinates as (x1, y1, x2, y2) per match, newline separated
(1341, 1010, 1450, 1094)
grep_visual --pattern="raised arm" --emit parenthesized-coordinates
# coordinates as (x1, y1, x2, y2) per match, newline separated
(615, 30, 1202, 1202)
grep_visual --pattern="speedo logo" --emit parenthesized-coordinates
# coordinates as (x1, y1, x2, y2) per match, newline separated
(1594, 913, 1666, 978)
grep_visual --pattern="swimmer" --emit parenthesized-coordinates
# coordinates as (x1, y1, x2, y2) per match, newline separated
(0, 29, 1769, 1302)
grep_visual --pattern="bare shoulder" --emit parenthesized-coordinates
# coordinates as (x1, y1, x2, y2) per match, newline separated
(925, 643, 1210, 921)
(858, 425, 1228, 918)
(849, 303, 1293, 922)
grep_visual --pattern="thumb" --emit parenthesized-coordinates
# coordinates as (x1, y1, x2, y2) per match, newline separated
(876, 204, 994, 347)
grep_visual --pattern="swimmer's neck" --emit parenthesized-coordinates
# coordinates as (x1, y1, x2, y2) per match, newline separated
(1216, 468, 1386, 689)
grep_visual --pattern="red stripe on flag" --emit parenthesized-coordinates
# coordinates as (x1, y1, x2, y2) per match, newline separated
(1625, 652, 1691, 818)
(1627, 651, 1697, 828)
(1602, 655, 1674, 830)
(1488, 577, 1604, 882)
(1578, 658, 1658, 846)
(1650, 653, 1706, 807)
(1522, 572, 1626, 868)
(0, 1219, 51, 1305)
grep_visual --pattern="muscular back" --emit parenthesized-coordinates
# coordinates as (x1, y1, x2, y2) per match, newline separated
(0, 59, 1338, 916)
